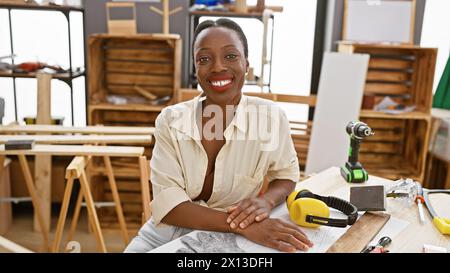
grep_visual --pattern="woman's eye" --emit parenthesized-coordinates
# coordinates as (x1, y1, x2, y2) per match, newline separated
(226, 54, 237, 60)
(198, 57, 210, 64)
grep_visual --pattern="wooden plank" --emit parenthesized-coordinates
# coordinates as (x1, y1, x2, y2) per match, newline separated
(0, 236, 33, 253)
(366, 70, 411, 82)
(89, 103, 165, 112)
(365, 82, 410, 94)
(0, 144, 144, 157)
(360, 142, 402, 154)
(52, 174, 75, 252)
(365, 130, 404, 142)
(305, 53, 369, 174)
(172, 38, 182, 104)
(78, 170, 107, 252)
(104, 192, 142, 203)
(35, 72, 52, 233)
(103, 156, 129, 245)
(100, 110, 159, 124)
(17, 154, 50, 250)
(368, 58, 413, 70)
(360, 117, 407, 127)
(0, 124, 155, 135)
(360, 153, 403, 165)
(326, 212, 390, 253)
(88, 36, 106, 104)
(108, 84, 173, 97)
(0, 135, 152, 144)
(360, 110, 430, 120)
(104, 180, 141, 192)
(106, 48, 172, 62)
(105, 38, 171, 50)
(0, 157, 11, 236)
(139, 156, 151, 221)
(106, 73, 173, 86)
(105, 61, 174, 75)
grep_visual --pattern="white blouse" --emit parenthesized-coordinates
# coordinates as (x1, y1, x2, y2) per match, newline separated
(150, 94, 300, 226)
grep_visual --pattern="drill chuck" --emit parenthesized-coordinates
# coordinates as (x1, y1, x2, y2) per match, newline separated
(346, 121, 373, 139)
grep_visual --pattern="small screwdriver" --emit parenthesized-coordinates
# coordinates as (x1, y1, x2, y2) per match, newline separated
(415, 182, 425, 224)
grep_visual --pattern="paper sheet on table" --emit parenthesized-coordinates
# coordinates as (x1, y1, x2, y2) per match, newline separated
(151, 205, 350, 253)
(151, 205, 410, 253)
(367, 217, 410, 248)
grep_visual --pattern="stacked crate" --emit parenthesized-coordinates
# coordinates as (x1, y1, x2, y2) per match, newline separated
(338, 42, 437, 181)
(88, 34, 181, 229)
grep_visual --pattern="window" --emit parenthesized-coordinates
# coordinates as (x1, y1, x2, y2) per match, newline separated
(0, 1, 85, 126)
(421, 0, 450, 93)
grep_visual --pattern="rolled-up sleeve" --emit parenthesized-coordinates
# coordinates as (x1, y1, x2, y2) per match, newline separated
(150, 110, 191, 226)
(266, 110, 300, 183)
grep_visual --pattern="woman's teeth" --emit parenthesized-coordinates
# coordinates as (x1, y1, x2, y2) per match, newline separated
(210, 80, 232, 87)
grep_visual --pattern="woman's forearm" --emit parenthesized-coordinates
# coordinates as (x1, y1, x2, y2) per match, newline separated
(162, 201, 241, 234)
(261, 179, 296, 208)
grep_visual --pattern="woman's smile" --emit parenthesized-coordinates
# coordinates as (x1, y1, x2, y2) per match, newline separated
(208, 74, 234, 92)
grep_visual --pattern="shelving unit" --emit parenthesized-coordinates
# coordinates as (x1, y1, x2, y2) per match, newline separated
(87, 33, 181, 228)
(0, 2, 86, 125)
(338, 42, 438, 182)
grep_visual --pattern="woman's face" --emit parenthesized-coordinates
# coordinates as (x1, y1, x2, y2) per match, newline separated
(194, 27, 249, 104)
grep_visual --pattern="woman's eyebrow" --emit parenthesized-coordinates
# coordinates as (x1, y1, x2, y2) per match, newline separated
(222, 45, 238, 49)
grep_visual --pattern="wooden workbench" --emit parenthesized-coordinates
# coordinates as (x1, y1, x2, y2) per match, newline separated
(299, 168, 449, 252)
(153, 167, 449, 253)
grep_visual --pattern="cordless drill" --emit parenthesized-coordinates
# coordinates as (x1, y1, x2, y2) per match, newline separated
(340, 121, 374, 183)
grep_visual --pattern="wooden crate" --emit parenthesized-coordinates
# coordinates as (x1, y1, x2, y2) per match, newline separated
(88, 34, 182, 106)
(87, 34, 181, 227)
(359, 113, 431, 182)
(338, 42, 437, 113)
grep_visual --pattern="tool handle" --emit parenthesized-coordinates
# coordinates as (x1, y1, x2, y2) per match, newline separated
(348, 137, 361, 164)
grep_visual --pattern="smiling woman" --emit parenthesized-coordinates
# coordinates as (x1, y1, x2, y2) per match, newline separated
(124, 18, 313, 253)
(193, 19, 249, 106)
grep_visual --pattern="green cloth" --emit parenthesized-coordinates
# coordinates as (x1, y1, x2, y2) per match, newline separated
(433, 55, 450, 109)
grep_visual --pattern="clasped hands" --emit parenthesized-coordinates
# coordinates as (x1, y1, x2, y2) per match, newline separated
(226, 197, 314, 252)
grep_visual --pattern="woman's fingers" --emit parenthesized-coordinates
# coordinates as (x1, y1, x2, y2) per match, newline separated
(227, 200, 251, 225)
(283, 222, 314, 244)
(279, 232, 309, 251)
(239, 208, 269, 229)
(278, 225, 313, 248)
(269, 240, 296, 253)
(255, 211, 269, 222)
(230, 205, 257, 229)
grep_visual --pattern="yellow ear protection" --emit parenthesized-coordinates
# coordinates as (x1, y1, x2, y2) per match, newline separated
(286, 189, 358, 228)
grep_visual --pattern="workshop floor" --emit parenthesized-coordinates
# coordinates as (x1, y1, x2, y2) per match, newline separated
(2, 205, 139, 253)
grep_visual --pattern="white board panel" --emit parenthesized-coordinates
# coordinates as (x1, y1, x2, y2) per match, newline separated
(305, 52, 369, 175)
(345, 0, 414, 44)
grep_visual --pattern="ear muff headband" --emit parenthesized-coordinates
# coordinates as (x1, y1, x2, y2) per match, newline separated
(287, 190, 358, 228)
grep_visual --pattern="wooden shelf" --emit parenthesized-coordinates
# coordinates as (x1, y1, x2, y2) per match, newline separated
(0, 69, 85, 81)
(360, 110, 431, 120)
(89, 103, 166, 112)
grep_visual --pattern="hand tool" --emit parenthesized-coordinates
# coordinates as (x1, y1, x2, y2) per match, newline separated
(423, 189, 450, 235)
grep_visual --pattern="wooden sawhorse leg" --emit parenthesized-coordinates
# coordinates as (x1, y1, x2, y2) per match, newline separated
(103, 156, 129, 244)
(52, 156, 106, 253)
(139, 156, 151, 223)
(17, 155, 50, 251)
(65, 156, 130, 247)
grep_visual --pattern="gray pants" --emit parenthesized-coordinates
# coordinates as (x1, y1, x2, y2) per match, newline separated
(124, 217, 192, 253)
